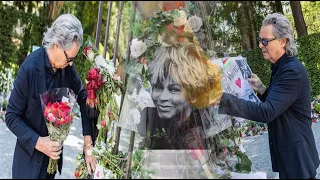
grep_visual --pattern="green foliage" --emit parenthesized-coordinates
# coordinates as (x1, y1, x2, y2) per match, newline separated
(284, 1, 320, 37)
(131, 148, 155, 179)
(242, 48, 272, 86)
(2, 100, 8, 108)
(0, 4, 51, 76)
(207, 1, 274, 54)
(220, 126, 252, 173)
(316, 104, 320, 113)
(297, 33, 320, 97)
(235, 151, 252, 173)
(301, 1, 320, 34)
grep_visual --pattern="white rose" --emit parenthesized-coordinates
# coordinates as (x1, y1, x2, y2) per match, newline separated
(130, 39, 147, 58)
(96, 124, 102, 130)
(106, 62, 115, 76)
(174, 10, 188, 27)
(187, 15, 203, 32)
(95, 55, 108, 68)
(88, 50, 95, 61)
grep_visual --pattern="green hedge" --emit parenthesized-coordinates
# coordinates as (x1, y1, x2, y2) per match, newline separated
(242, 48, 272, 87)
(242, 33, 320, 98)
(297, 33, 320, 98)
(0, 4, 51, 71)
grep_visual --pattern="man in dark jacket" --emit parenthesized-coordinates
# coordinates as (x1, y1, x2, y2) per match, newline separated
(218, 13, 319, 179)
(5, 14, 96, 179)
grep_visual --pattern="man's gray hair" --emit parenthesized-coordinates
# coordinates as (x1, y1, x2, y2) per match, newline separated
(263, 13, 297, 56)
(42, 14, 83, 50)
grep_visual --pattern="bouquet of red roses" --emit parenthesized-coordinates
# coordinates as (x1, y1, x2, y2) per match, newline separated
(40, 88, 77, 174)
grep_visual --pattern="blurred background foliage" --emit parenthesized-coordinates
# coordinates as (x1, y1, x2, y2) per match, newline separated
(0, 1, 319, 96)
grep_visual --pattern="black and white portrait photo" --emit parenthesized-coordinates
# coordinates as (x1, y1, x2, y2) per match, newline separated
(235, 59, 252, 79)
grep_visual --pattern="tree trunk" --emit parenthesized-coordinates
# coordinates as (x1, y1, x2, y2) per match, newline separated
(47, 1, 64, 21)
(290, 1, 308, 38)
(239, 2, 251, 51)
(247, 1, 258, 49)
(275, 1, 284, 14)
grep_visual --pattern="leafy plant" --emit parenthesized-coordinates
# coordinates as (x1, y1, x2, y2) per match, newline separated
(130, 148, 155, 179)
(2, 100, 8, 109)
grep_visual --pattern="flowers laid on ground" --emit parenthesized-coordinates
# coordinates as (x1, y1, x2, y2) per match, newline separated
(219, 125, 252, 174)
(311, 95, 320, 123)
(40, 88, 77, 174)
(240, 121, 267, 138)
(75, 154, 92, 179)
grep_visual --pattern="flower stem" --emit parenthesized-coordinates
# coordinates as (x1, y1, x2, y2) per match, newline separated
(47, 158, 57, 174)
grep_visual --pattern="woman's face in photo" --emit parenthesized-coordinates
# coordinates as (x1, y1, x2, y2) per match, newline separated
(151, 76, 187, 120)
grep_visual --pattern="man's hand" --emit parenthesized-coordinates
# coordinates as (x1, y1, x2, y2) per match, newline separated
(84, 135, 96, 175)
(35, 136, 62, 160)
(248, 73, 266, 95)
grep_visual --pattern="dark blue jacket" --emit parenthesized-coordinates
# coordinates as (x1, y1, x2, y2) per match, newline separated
(5, 47, 92, 178)
(219, 53, 319, 179)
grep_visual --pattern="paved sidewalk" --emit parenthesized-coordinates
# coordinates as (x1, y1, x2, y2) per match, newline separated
(242, 123, 320, 179)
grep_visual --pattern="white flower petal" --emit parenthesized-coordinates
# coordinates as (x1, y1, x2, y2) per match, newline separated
(130, 39, 147, 58)
(88, 50, 95, 61)
(95, 55, 108, 68)
(187, 15, 203, 32)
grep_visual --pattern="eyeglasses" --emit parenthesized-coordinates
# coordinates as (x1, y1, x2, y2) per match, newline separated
(258, 37, 277, 46)
(64, 51, 78, 63)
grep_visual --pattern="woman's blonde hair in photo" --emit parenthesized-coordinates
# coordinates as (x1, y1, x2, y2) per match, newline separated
(149, 42, 223, 108)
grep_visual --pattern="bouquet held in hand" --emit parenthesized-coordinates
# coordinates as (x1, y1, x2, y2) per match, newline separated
(40, 88, 77, 174)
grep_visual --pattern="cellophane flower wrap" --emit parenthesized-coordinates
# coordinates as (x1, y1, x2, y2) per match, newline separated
(40, 88, 77, 174)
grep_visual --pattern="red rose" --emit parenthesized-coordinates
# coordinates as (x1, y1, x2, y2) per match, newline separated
(90, 80, 99, 91)
(87, 90, 96, 100)
(108, 109, 113, 119)
(59, 102, 71, 113)
(84, 46, 92, 57)
(86, 68, 100, 81)
(97, 75, 104, 87)
(101, 120, 106, 127)
(74, 170, 80, 178)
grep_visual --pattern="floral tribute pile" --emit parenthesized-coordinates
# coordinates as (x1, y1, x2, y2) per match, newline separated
(311, 95, 320, 123)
